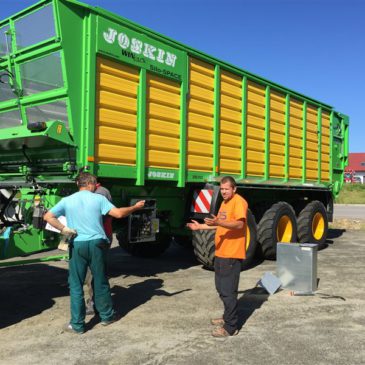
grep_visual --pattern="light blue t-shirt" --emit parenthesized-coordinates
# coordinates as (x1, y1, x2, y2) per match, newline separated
(50, 190, 115, 242)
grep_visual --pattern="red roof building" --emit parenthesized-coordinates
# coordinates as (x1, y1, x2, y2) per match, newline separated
(347, 153, 365, 183)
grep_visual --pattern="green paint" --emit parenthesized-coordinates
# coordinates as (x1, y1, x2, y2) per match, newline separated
(329, 111, 334, 184)
(302, 101, 307, 183)
(0, 0, 350, 261)
(317, 107, 322, 183)
(97, 17, 185, 83)
(284, 94, 290, 181)
(136, 68, 146, 186)
(178, 63, 188, 187)
(240, 76, 247, 179)
(213, 65, 220, 177)
(264, 86, 270, 180)
(0, 254, 69, 268)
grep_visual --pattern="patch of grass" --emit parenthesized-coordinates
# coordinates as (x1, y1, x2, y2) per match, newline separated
(335, 183, 365, 204)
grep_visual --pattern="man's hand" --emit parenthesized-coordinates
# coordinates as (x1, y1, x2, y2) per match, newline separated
(186, 220, 203, 231)
(134, 200, 145, 209)
(204, 214, 219, 226)
(61, 226, 77, 236)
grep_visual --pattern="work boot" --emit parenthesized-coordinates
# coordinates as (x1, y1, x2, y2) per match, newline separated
(101, 313, 121, 326)
(64, 324, 84, 335)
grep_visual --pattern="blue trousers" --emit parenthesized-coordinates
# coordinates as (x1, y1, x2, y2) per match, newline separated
(68, 239, 115, 332)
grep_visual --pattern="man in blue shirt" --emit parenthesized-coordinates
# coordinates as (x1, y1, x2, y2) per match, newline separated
(44, 172, 145, 334)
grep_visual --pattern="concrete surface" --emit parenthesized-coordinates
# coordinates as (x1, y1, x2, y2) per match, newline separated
(334, 204, 365, 219)
(0, 229, 365, 365)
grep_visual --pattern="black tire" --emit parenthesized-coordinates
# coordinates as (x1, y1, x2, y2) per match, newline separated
(241, 209, 258, 270)
(257, 202, 297, 260)
(192, 229, 216, 269)
(192, 210, 258, 271)
(116, 229, 171, 257)
(297, 201, 328, 245)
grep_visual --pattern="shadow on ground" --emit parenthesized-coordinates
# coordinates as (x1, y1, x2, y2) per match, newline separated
(107, 242, 199, 278)
(0, 243, 198, 329)
(0, 264, 68, 329)
(237, 287, 269, 329)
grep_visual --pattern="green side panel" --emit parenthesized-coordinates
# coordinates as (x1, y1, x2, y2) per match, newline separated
(317, 107, 322, 183)
(136, 68, 147, 186)
(240, 76, 247, 179)
(331, 112, 349, 196)
(56, 0, 90, 169)
(264, 86, 270, 180)
(284, 94, 290, 182)
(302, 101, 307, 183)
(0, 0, 349, 193)
(97, 17, 185, 82)
(213, 65, 220, 176)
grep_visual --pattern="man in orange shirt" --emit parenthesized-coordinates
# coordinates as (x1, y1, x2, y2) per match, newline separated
(187, 176, 248, 337)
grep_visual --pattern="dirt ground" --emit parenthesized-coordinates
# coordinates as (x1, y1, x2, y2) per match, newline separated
(1, 228, 365, 365)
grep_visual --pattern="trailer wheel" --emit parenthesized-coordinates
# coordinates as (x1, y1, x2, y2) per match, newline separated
(241, 209, 258, 270)
(192, 229, 216, 269)
(192, 209, 258, 271)
(257, 202, 297, 260)
(297, 201, 328, 244)
(116, 229, 171, 257)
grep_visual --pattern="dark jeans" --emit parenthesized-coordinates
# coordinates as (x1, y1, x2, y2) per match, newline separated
(214, 256, 242, 335)
(69, 239, 115, 332)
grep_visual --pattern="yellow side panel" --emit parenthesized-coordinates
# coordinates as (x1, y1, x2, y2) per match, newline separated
(321, 111, 331, 181)
(289, 99, 303, 179)
(219, 70, 242, 174)
(95, 57, 138, 166)
(146, 73, 180, 169)
(247, 81, 265, 177)
(187, 57, 214, 172)
(305, 104, 319, 181)
(269, 90, 285, 178)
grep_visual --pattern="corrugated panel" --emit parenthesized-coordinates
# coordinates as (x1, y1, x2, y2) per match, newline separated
(146, 73, 180, 169)
(219, 70, 242, 174)
(95, 57, 138, 166)
(247, 81, 265, 177)
(306, 105, 319, 181)
(269, 90, 285, 178)
(289, 98, 303, 179)
(321, 111, 331, 181)
(187, 57, 214, 171)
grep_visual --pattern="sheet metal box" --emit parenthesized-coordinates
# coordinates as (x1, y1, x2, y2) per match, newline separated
(276, 243, 318, 294)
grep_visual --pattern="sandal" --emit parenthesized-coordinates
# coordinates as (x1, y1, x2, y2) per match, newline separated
(210, 318, 224, 326)
(212, 326, 239, 337)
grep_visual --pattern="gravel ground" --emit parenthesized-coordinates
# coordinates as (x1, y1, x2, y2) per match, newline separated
(0, 228, 365, 365)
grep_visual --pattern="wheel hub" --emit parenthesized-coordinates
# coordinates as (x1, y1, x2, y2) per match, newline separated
(277, 215, 293, 242)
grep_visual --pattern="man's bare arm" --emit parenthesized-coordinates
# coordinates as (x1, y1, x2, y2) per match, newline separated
(44, 211, 65, 231)
(204, 215, 245, 230)
(108, 200, 145, 219)
(186, 220, 217, 231)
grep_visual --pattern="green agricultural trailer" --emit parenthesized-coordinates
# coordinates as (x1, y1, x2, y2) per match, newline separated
(0, 0, 349, 268)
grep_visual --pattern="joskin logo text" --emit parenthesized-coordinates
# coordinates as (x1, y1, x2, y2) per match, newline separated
(103, 28, 178, 68)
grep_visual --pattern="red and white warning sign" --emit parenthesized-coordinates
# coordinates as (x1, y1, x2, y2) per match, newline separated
(191, 189, 213, 213)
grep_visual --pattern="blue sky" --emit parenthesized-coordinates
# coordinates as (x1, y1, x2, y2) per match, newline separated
(1, 0, 364, 152)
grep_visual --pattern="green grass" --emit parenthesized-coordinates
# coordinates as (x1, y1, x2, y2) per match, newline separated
(335, 183, 365, 204)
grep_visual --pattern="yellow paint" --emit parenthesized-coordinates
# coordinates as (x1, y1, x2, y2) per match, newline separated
(187, 57, 215, 171)
(277, 215, 293, 242)
(95, 57, 138, 166)
(219, 70, 242, 174)
(146, 73, 181, 169)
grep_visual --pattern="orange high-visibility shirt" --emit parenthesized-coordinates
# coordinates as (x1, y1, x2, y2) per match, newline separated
(215, 194, 248, 259)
